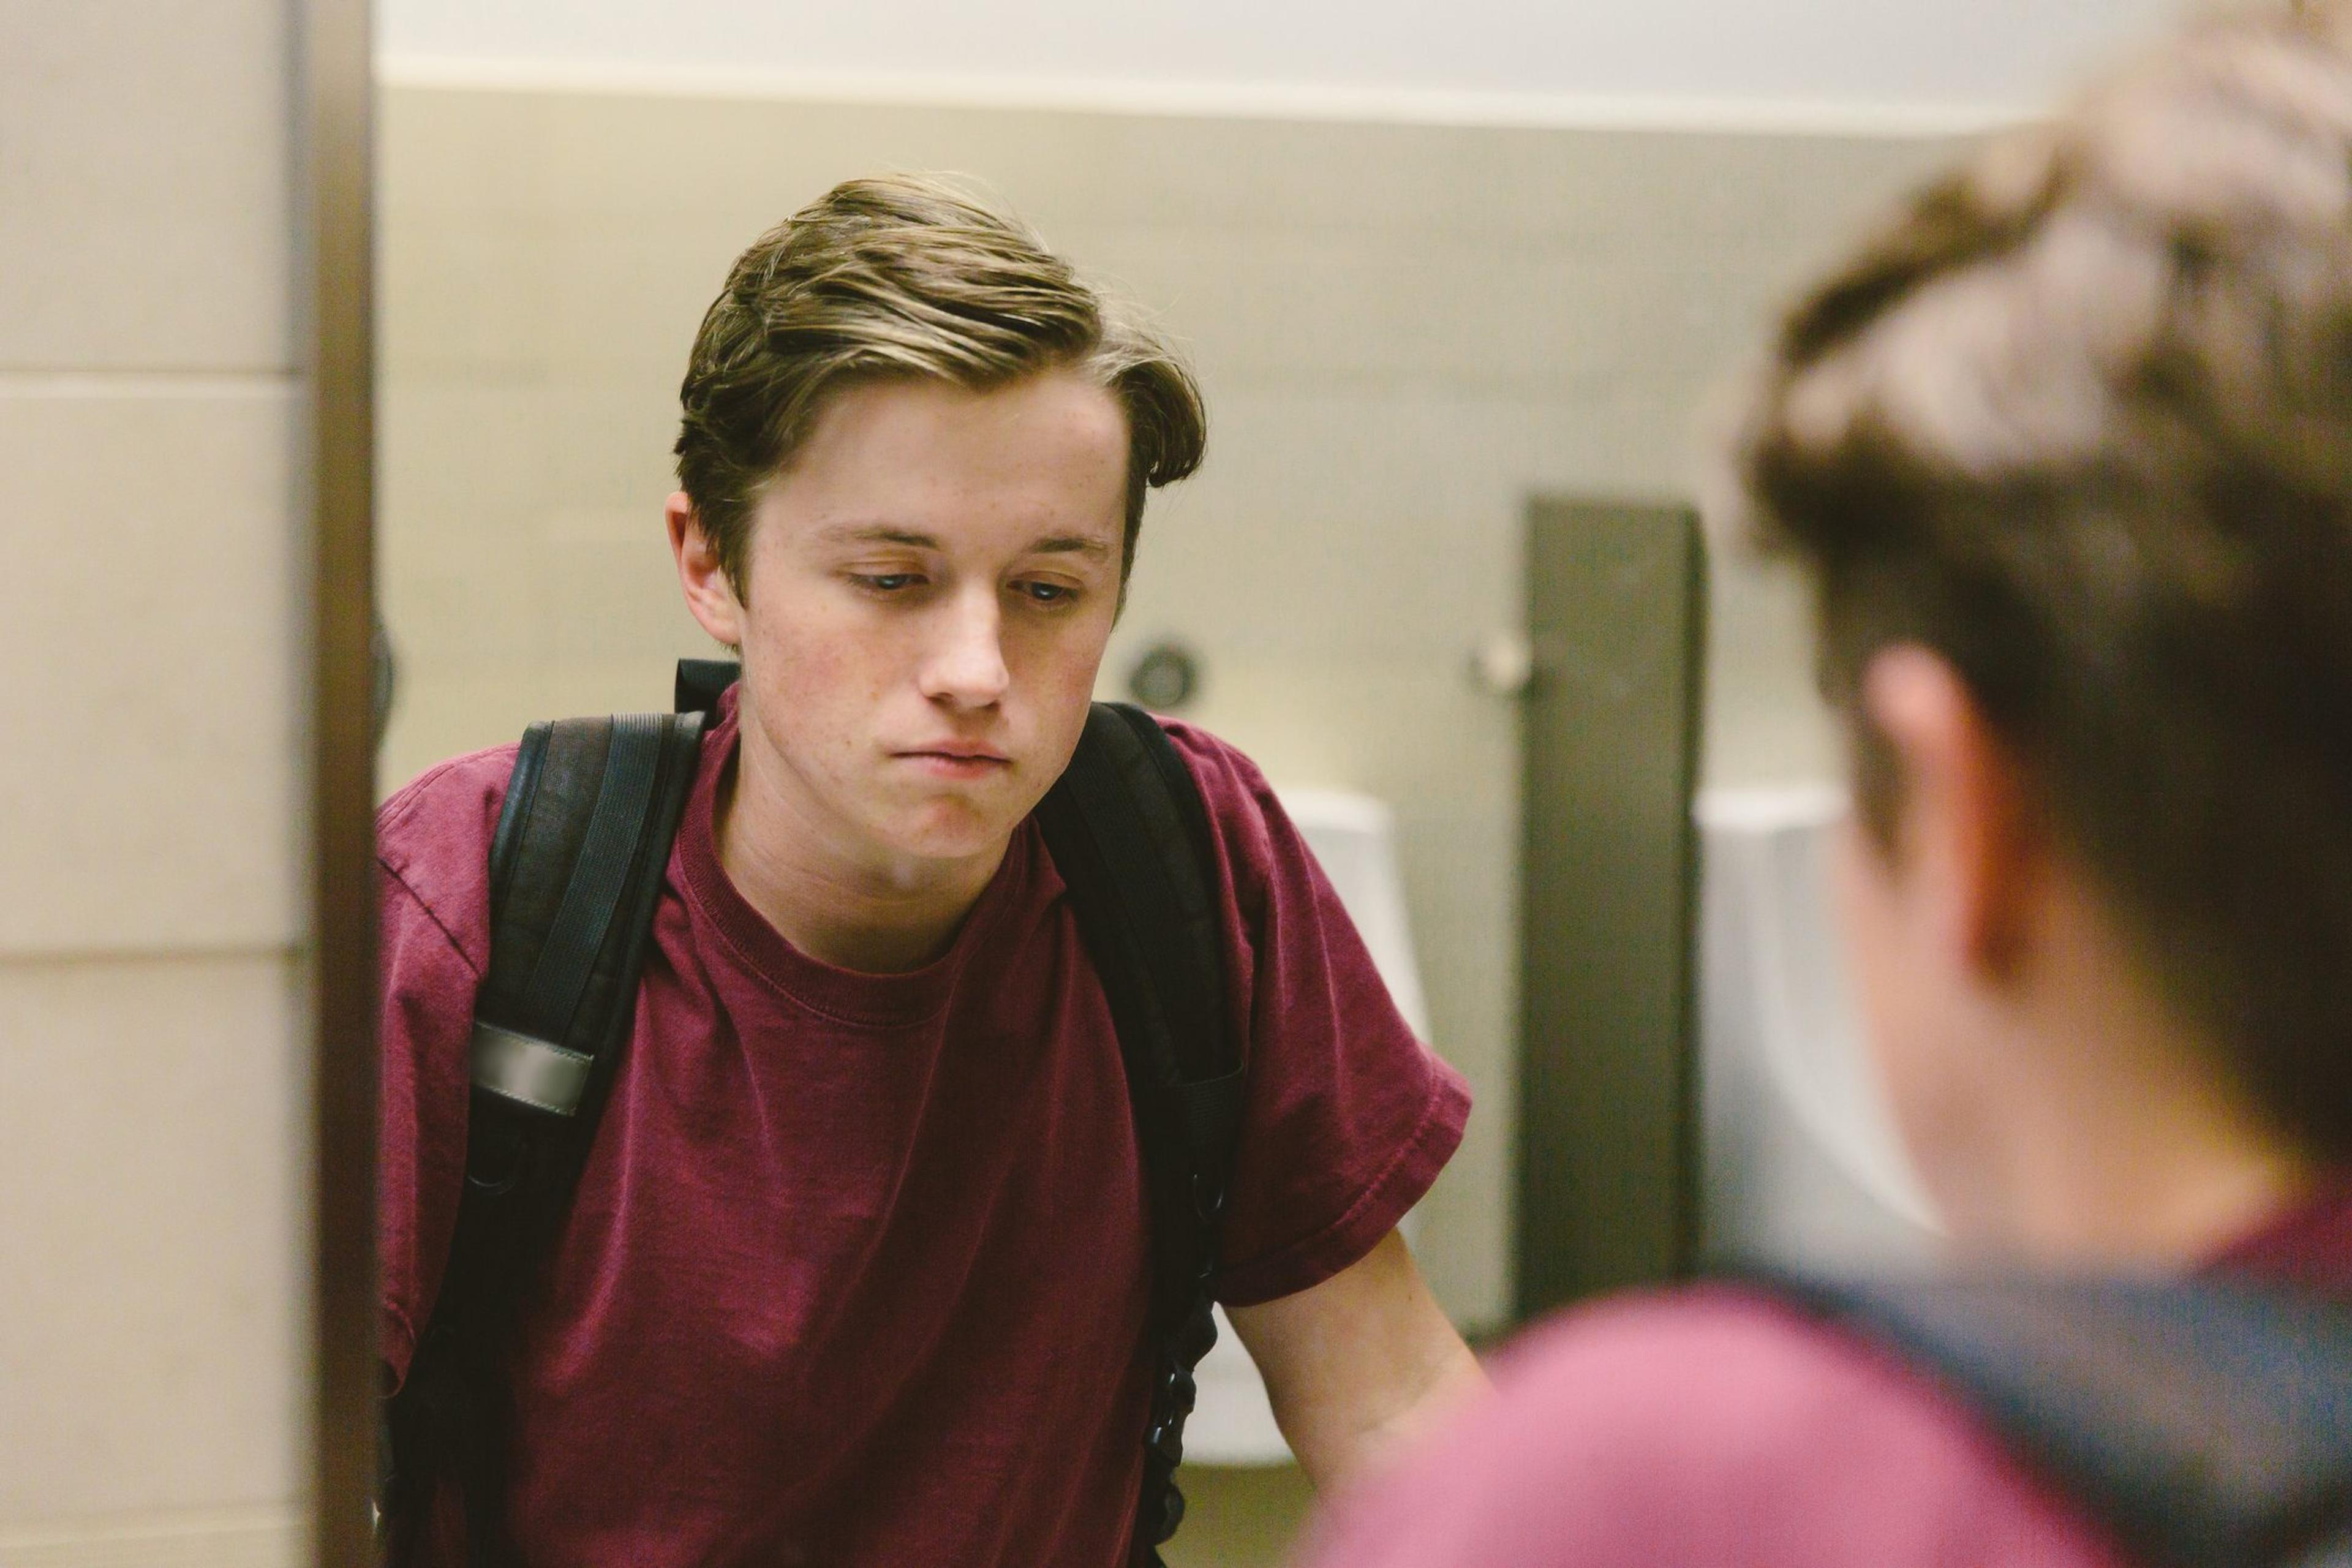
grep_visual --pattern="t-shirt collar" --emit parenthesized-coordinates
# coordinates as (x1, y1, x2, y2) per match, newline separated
(2204, 1172, 2352, 1297)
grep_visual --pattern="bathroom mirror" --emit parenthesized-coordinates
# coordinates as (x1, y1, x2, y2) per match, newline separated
(363, 2, 2188, 1560)
(372, 35, 1981, 1344)
(0, 4, 2211, 1566)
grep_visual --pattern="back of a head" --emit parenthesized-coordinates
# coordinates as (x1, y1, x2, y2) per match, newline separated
(1732, 2, 2352, 1156)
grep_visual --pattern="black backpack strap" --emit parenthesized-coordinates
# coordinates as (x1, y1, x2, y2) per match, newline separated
(1035, 702, 1246, 1568)
(1766, 1272, 2352, 1568)
(674, 657, 738, 718)
(383, 697, 707, 1566)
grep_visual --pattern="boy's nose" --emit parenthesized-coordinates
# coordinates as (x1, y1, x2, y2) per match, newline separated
(919, 589, 1011, 708)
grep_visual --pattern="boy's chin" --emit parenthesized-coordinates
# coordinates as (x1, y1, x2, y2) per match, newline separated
(870, 805, 1025, 867)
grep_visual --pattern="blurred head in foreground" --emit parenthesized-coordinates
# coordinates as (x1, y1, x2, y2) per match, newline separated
(1727, 0, 2352, 1256)
(1295, 10, 2352, 1567)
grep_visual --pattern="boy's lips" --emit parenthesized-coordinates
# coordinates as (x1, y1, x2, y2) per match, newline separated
(894, 743, 1013, 777)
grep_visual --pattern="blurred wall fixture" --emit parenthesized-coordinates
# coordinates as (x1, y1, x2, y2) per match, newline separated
(1470, 630, 1537, 698)
(1126, 638, 1201, 712)
(1695, 786, 1940, 1269)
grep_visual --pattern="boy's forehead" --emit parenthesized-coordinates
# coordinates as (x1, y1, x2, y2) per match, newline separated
(808, 372, 1125, 450)
(755, 374, 1130, 549)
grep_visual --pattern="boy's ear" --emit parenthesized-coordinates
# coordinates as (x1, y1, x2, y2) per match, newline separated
(1860, 644, 2040, 981)
(667, 492, 744, 648)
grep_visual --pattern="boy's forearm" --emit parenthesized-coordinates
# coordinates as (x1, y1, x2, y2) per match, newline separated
(1300, 1331, 1488, 1488)
(1231, 1229, 1492, 1489)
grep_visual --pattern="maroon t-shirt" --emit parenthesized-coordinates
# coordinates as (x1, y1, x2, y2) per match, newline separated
(1296, 1185, 2352, 1568)
(377, 694, 1471, 1567)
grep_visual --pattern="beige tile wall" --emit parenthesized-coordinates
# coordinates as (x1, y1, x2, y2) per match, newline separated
(0, 1, 311, 1561)
(378, 84, 1963, 1332)
(0, 386, 301, 956)
(0, 959, 306, 1523)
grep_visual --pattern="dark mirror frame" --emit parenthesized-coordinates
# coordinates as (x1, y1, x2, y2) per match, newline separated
(302, 0, 379, 1558)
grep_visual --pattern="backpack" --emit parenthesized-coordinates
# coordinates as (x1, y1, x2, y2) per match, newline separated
(383, 660, 1245, 1568)
(1768, 1271, 2352, 1568)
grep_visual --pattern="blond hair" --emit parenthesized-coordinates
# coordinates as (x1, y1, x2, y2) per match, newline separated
(674, 174, 1206, 594)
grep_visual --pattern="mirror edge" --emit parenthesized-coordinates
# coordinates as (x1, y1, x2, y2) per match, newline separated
(298, 0, 379, 1558)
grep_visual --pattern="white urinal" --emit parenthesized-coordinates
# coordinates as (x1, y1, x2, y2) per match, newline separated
(1183, 788, 1432, 1466)
(1694, 786, 1941, 1270)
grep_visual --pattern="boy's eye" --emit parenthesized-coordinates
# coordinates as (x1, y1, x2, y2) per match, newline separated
(853, 573, 922, 593)
(1016, 581, 1077, 605)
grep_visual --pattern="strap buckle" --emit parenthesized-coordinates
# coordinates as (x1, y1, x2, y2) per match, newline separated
(469, 1021, 592, 1117)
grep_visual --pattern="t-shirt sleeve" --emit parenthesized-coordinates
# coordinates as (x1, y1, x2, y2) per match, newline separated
(374, 747, 514, 1390)
(1163, 723, 1473, 1308)
(1292, 1288, 2130, 1568)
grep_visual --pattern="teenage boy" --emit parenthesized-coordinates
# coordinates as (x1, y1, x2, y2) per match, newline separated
(1300, 6, 2352, 1566)
(376, 175, 1479, 1566)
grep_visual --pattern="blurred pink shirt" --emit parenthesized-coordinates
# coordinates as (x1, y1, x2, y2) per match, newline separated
(1296, 1187, 2352, 1568)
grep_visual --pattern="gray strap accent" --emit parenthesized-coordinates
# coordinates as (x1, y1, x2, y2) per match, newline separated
(469, 1020, 592, 1117)
(2286, 1536, 2352, 1568)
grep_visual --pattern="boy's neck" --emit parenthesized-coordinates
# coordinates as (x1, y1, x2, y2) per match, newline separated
(1977, 1078, 2314, 1268)
(1942, 899, 2317, 1267)
(712, 741, 1008, 976)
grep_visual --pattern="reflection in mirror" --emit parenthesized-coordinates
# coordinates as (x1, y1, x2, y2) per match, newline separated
(367, 4, 2180, 1562)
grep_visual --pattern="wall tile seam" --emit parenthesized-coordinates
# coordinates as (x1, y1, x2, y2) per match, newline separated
(383, 370, 1700, 399)
(0, 1502, 301, 1553)
(373, 204, 1910, 244)
(375, 377, 1706, 430)
(0, 944, 301, 971)
(0, 372, 300, 399)
(371, 59, 2030, 139)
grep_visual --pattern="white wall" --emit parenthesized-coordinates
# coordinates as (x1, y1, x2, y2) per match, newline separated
(383, 0, 2195, 121)
(0, 1, 311, 1562)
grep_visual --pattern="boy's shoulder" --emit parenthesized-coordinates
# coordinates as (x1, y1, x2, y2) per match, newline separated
(1150, 716, 1265, 794)
(1147, 717, 1284, 851)
(376, 742, 522, 953)
(1304, 1285, 2119, 1568)
(1125, 718, 1314, 931)
(1478, 1286, 2018, 1477)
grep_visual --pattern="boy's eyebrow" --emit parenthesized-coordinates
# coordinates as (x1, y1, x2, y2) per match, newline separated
(1030, 535, 1112, 560)
(815, 522, 1112, 561)
(815, 523, 939, 550)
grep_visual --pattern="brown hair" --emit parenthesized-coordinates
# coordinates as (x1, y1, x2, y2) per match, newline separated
(1728, 2, 2352, 1153)
(674, 173, 1207, 595)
